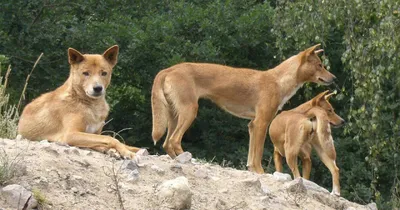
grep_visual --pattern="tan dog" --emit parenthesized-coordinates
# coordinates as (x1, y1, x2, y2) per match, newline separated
(18, 45, 139, 158)
(151, 44, 336, 173)
(269, 90, 345, 196)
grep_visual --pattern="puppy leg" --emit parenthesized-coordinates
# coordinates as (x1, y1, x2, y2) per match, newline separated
(273, 149, 284, 172)
(314, 144, 340, 196)
(300, 144, 312, 179)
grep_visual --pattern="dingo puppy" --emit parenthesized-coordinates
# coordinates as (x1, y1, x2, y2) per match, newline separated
(269, 90, 345, 196)
(18, 45, 139, 158)
(151, 44, 336, 173)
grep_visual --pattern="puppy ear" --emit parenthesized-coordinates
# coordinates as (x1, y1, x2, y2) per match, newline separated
(311, 90, 329, 106)
(324, 90, 337, 100)
(68, 48, 84, 65)
(103, 45, 119, 67)
(301, 44, 321, 64)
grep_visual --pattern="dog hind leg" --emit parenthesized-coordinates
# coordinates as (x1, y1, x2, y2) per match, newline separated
(273, 148, 284, 172)
(163, 109, 178, 158)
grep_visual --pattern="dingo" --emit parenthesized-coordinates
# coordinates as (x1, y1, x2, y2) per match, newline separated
(18, 45, 139, 158)
(151, 44, 336, 173)
(269, 90, 345, 196)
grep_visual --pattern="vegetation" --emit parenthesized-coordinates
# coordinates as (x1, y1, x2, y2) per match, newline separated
(0, 0, 399, 208)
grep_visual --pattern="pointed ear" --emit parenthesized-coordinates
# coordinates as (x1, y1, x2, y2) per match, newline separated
(301, 44, 321, 64)
(324, 90, 337, 101)
(311, 90, 329, 106)
(68, 48, 84, 65)
(103, 45, 119, 66)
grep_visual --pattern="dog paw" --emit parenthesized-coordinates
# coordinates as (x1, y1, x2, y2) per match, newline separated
(121, 150, 135, 160)
(106, 148, 121, 159)
(330, 191, 340, 197)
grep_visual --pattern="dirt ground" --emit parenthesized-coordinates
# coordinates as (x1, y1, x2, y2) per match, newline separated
(0, 138, 375, 210)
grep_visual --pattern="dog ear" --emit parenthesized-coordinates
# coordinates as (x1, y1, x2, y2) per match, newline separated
(311, 90, 329, 106)
(103, 45, 119, 67)
(301, 44, 321, 64)
(68, 48, 84, 65)
(324, 90, 337, 101)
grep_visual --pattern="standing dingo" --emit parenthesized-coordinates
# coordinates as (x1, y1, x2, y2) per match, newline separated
(151, 44, 336, 173)
(18, 45, 139, 158)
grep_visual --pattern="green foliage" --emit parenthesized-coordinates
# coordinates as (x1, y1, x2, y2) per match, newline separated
(0, 0, 399, 208)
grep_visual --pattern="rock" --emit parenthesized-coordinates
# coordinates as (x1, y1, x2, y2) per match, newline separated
(241, 177, 262, 189)
(366, 202, 377, 210)
(219, 188, 228, 193)
(261, 184, 271, 195)
(71, 187, 79, 193)
(272, 171, 292, 182)
(170, 164, 183, 172)
(127, 169, 140, 182)
(64, 147, 80, 155)
(136, 149, 149, 156)
(194, 168, 208, 179)
(285, 178, 307, 195)
(284, 178, 329, 194)
(151, 165, 165, 175)
(40, 144, 59, 156)
(121, 160, 139, 171)
(16, 134, 23, 141)
(175, 152, 192, 164)
(156, 176, 192, 210)
(1, 184, 38, 210)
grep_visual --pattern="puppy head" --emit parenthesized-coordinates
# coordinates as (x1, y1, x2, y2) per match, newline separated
(311, 90, 345, 127)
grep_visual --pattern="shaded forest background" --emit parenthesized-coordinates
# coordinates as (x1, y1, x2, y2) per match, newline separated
(0, 0, 399, 208)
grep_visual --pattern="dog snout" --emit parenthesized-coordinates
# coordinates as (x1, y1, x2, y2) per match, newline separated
(93, 85, 103, 93)
(340, 119, 346, 125)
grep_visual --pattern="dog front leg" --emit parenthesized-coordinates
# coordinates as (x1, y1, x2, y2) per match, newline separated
(64, 132, 135, 159)
(247, 117, 268, 174)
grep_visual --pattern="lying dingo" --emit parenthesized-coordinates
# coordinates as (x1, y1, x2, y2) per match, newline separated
(18, 45, 139, 158)
(269, 90, 345, 196)
(151, 44, 336, 173)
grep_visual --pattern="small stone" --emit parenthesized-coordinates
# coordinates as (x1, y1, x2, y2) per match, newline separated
(175, 152, 192, 164)
(159, 154, 172, 161)
(107, 188, 113, 193)
(219, 188, 228, 193)
(71, 187, 79, 193)
(136, 149, 149, 156)
(151, 165, 165, 175)
(16, 134, 23, 141)
(121, 160, 139, 171)
(261, 184, 271, 195)
(170, 164, 183, 172)
(194, 168, 208, 179)
(41, 145, 60, 156)
(1, 184, 38, 209)
(366, 202, 377, 210)
(127, 169, 140, 182)
(273, 171, 292, 182)
(64, 147, 80, 155)
(210, 176, 220, 181)
(156, 176, 192, 209)
(40, 140, 50, 144)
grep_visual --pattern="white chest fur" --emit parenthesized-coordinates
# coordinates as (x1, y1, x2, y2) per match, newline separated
(85, 122, 105, 134)
(278, 85, 302, 110)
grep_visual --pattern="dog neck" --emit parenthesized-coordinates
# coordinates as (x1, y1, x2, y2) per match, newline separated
(269, 55, 304, 110)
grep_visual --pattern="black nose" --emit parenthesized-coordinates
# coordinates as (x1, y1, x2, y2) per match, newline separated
(341, 119, 346, 125)
(93, 86, 103, 93)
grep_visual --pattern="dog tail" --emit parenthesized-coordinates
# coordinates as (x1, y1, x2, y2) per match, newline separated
(314, 113, 336, 159)
(151, 71, 169, 145)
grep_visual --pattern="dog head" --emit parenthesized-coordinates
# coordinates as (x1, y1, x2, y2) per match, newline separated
(68, 45, 119, 99)
(311, 90, 345, 127)
(297, 44, 336, 85)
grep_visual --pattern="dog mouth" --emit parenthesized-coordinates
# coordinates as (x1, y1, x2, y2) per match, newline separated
(86, 91, 104, 98)
(318, 77, 333, 85)
(330, 122, 343, 128)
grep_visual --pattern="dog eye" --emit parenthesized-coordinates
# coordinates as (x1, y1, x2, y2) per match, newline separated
(101, 71, 108, 76)
(82, 72, 89, 76)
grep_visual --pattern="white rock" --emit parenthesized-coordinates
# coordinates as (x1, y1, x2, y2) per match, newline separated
(127, 169, 140, 182)
(151, 165, 165, 175)
(273, 171, 292, 182)
(284, 178, 329, 194)
(175, 152, 192, 164)
(194, 168, 208, 179)
(1, 184, 38, 210)
(366, 202, 377, 210)
(16, 134, 23, 141)
(156, 176, 192, 210)
(136, 149, 149, 156)
(121, 160, 139, 171)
